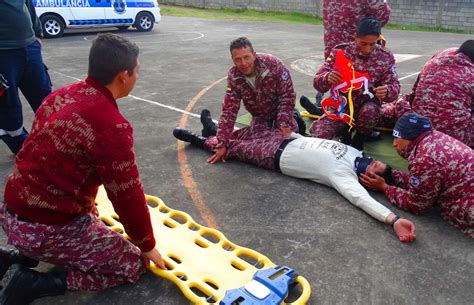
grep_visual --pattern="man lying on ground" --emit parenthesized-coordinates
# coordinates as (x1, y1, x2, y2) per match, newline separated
(173, 109, 416, 242)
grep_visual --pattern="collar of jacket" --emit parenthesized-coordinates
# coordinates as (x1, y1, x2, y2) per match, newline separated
(402, 130, 433, 160)
(85, 76, 118, 109)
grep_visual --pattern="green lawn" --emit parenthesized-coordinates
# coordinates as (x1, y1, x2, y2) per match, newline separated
(160, 5, 323, 25)
(160, 4, 469, 34)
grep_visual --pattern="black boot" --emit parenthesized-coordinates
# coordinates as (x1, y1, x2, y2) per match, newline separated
(173, 128, 206, 148)
(293, 109, 307, 135)
(340, 130, 352, 146)
(0, 246, 38, 281)
(0, 128, 28, 154)
(0, 266, 67, 305)
(300, 95, 323, 116)
(200, 109, 217, 137)
(351, 132, 365, 151)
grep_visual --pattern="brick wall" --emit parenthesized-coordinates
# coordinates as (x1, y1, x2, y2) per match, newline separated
(158, 0, 474, 32)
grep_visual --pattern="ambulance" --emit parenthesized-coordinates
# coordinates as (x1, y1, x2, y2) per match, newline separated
(33, 0, 161, 38)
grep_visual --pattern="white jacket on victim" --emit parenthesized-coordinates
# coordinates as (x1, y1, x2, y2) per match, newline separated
(279, 135, 391, 222)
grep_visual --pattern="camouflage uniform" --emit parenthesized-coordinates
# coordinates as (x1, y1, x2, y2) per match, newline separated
(214, 53, 297, 149)
(323, 0, 391, 58)
(383, 49, 474, 146)
(311, 42, 399, 138)
(0, 203, 147, 291)
(380, 96, 411, 128)
(205, 126, 287, 170)
(385, 131, 474, 238)
(2, 77, 155, 291)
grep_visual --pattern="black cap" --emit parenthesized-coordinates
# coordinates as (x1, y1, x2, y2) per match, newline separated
(393, 113, 433, 140)
(356, 18, 382, 37)
(354, 156, 373, 177)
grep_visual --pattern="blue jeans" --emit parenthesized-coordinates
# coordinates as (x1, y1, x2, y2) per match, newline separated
(0, 40, 52, 152)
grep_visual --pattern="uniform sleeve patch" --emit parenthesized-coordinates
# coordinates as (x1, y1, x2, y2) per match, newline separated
(409, 176, 420, 188)
(282, 71, 289, 81)
(391, 65, 398, 76)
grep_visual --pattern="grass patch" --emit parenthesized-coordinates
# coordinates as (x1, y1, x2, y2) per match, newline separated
(160, 5, 322, 25)
(160, 4, 470, 34)
(385, 24, 468, 34)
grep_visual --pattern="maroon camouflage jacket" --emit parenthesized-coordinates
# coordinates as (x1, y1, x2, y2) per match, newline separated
(399, 48, 474, 147)
(314, 42, 400, 106)
(386, 131, 474, 238)
(216, 53, 297, 147)
(322, 0, 391, 58)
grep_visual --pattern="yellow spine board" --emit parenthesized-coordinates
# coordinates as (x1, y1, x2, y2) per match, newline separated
(95, 186, 311, 304)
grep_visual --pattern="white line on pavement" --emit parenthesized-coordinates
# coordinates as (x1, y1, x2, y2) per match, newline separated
(50, 68, 419, 125)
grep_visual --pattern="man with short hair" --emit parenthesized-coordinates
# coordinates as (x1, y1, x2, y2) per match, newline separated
(302, 0, 391, 112)
(0, 0, 52, 154)
(310, 18, 400, 151)
(381, 40, 474, 147)
(0, 33, 165, 305)
(173, 113, 416, 243)
(322, 0, 391, 59)
(206, 37, 298, 165)
(361, 113, 474, 238)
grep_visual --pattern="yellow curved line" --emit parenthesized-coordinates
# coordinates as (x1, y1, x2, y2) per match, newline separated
(177, 77, 227, 230)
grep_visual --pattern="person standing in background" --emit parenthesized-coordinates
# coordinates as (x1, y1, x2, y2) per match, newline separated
(0, 0, 52, 154)
(301, 0, 391, 115)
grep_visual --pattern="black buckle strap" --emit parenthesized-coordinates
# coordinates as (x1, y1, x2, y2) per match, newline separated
(274, 138, 295, 171)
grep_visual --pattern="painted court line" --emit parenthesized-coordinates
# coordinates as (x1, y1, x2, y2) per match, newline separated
(50, 70, 220, 123)
(176, 77, 227, 230)
(50, 69, 225, 229)
(49, 67, 418, 230)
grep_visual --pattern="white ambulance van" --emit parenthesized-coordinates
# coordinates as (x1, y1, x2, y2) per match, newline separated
(33, 0, 161, 38)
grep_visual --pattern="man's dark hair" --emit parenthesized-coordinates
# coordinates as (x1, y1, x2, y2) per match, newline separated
(380, 165, 396, 186)
(457, 40, 474, 62)
(356, 17, 382, 37)
(88, 33, 139, 85)
(229, 37, 254, 53)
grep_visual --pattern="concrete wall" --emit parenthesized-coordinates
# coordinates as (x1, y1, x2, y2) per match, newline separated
(158, 0, 474, 32)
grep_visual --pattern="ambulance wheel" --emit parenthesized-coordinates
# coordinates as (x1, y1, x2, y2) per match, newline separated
(40, 14, 65, 38)
(135, 12, 154, 32)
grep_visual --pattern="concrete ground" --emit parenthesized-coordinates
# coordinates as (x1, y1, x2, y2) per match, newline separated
(1, 16, 473, 305)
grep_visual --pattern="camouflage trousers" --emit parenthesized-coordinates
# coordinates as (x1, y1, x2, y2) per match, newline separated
(379, 97, 412, 128)
(0, 202, 147, 291)
(310, 100, 381, 138)
(381, 99, 472, 147)
(205, 119, 287, 170)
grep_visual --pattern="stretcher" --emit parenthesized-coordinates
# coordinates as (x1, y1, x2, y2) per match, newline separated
(95, 186, 311, 304)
